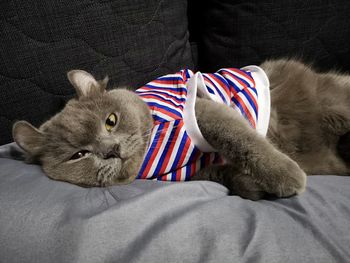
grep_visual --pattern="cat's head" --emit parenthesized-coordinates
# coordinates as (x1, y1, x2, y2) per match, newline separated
(13, 70, 153, 187)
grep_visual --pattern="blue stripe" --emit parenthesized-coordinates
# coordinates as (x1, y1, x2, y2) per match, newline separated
(170, 170, 177, 181)
(220, 69, 253, 88)
(185, 148, 200, 180)
(203, 74, 228, 104)
(145, 84, 187, 93)
(214, 73, 231, 92)
(240, 89, 258, 116)
(146, 102, 183, 119)
(152, 115, 169, 123)
(153, 120, 180, 176)
(137, 123, 165, 178)
(139, 93, 184, 109)
(223, 69, 258, 96)
(157, 76, 183, 81)
(137, 89, 186, 102)
(224, 76, 242, 94)
(223, 76, 258, 115)
(187, 147, 201, 166)
(231, 96, 252, 126)
(185, 69, 191, 79)
(185, 165, 191, 181)
(249, 86, 258, 96)
(245, 71, 256, 91)
(170, 132, 189, 173)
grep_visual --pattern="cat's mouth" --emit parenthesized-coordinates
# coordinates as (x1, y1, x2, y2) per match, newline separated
(95, 157, 136, 186)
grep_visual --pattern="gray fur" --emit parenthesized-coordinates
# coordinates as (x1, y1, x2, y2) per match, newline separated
(262, 59, 350, 175)
(192, 97, 306, 200)
(14, 59, 349, 200)
(13, 72, 153, 187)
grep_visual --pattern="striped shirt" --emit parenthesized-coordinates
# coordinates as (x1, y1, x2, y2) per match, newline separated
(136, 66, 270, 181)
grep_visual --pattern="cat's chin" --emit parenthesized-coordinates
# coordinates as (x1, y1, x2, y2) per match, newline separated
(103, 175, 137, 186)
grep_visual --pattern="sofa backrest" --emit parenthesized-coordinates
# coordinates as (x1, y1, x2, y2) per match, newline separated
(0, 0, 193, 145)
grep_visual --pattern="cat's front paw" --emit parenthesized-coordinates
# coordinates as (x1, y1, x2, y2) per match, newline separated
(229, 154, 307, 200)
(240, 153, 307, 200)
(229, 160, 306, 201)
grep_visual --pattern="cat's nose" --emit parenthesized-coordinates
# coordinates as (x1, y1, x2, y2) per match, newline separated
(103, 145, 121, 159)
(104, 151, 119, 159)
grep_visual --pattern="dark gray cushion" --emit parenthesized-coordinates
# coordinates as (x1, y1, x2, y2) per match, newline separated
(192, 0, 350, 72)
(0, 0, 193, 145)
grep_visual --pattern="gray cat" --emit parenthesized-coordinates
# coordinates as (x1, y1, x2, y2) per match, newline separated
(15, 60, 339, 201)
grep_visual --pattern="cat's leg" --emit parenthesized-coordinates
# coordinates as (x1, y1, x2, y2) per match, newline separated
(321, 104, 350, 174)
(193, 164, 274, 200)
(322, 105, 350, 135)
(193, 98, 307, 200)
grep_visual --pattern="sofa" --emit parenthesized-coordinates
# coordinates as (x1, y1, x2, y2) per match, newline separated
(1, 0, 350, 262)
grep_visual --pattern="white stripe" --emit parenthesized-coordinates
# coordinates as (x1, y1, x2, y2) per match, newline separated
(146, 121, 175, 178)
(202, 78, 221, 100)
(148, 125, 159, 149)
(151, 110, 173, 122)
(138, 91, 185, 108)
(158, 73, 184, 79)
(141, 97, 182, 116)
(180, 165, 187, 181)
(237, 92, 257, 124)
(164, 125, 186, 173)
(222, 73, 244, 90)
(146, 82, 186, 89)
(165, 172, 171, 181)
(223, 73, 258, 103)
(180, 143, 195, 168)
(142, 125, 161, 179)
(242, 66, 271, 136)
(223, 68, 254, 87)
(137, 88, 186, 100)
(204, 74, 231, 104)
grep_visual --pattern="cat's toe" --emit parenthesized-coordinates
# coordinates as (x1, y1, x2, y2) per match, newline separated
(271, 160, 307, 198)
(230, 160, 307, 200)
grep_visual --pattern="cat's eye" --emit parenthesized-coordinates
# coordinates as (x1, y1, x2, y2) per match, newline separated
(105, 113, 117, 132)
(70, 150, 90, 160)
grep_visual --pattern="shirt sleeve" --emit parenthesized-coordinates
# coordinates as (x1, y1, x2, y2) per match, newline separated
(183, 72, 217, 152)
(241, 65, 271, 137)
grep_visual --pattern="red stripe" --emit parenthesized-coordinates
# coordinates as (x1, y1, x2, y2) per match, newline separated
(139, 86, 186, 96)
(234, 95, 256, 128)
(141, 94, 184, 110)
(149, 105, 181, 120)
(221, 71, 258, 110)
(228, 68, 256, 86)
(175, 167, 182, 181)
(190, 151, 201, 178)
(161, 173, 168, 181)
(177, 137, 192, 168)
(152, 79, 185, 86)
(158, 122, 183, 175)
(138, 90, 185, 101)
(203, 75, 229, 100)
(140, 122, 170, 178)
(210, 74, 232, 97)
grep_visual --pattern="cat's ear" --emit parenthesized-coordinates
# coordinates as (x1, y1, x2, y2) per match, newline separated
(67, 70, 106, 98)
(12, 121, 45, 155)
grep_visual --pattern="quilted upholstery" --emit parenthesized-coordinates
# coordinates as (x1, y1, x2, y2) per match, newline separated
(0, 0, 193, 145)
(193, 0, 350, 72)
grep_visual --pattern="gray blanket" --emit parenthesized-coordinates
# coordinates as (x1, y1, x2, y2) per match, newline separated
(0, 143, 349, 263)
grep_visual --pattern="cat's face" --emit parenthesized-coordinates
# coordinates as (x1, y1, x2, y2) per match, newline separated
(13, 70, 153, 187)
